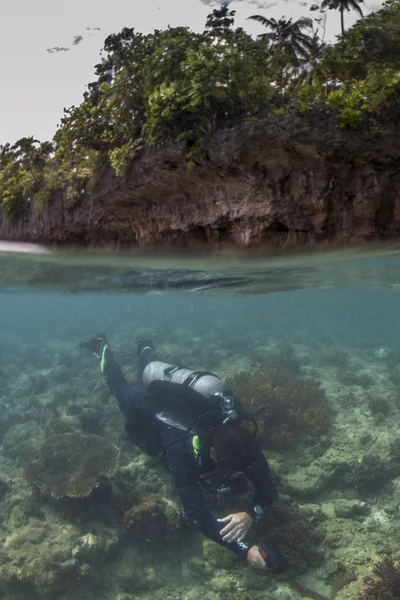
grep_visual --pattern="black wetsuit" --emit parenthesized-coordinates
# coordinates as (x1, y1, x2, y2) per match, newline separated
(104, 351, 277, 558)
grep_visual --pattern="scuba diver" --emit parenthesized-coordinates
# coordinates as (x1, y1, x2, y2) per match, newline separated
(80, 334, 288, 574)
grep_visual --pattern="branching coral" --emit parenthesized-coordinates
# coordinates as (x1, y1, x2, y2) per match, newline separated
(21, 433, 120, 498)
(358, 555, 400, 600)
(226, 367, 332, 449)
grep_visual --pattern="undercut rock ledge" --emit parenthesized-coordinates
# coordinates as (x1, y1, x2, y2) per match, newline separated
(1, 111, 400, 251)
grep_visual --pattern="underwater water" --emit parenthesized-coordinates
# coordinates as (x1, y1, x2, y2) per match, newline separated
(2, 243, 400, 600)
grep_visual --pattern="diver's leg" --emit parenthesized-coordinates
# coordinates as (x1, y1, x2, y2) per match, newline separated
(80, 334, 127, 398)
(137, 337, 157, 379)
(81, 335, 161, 455)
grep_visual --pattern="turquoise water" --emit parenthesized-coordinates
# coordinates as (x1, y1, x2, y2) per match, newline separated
(1, 244, 400, 600)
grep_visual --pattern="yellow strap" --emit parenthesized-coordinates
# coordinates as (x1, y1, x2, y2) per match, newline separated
(192, 435, 200, 456)
(100, 344, 109, 373)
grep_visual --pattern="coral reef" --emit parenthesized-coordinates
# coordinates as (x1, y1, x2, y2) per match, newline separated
(226, 367, 333, 449)
(202, 539, 241, 571)
(333, 499, 370, 519)
(2, 420, 42, 458)
(21, 433, 120, 498)
(368, 397, 390, 417)
(389, 438, 400, 475)
(252, 502, 323, 572)
(337, 455, 391, 493)
(264, 343, 301, 374)
(0, 475, 119, 599)
(336, 367, 374, 389)
(317, 348, 350, 368)
(3, 295, 400, 600)
(123, 501, 167, 543)
(358, 556, 400, 600)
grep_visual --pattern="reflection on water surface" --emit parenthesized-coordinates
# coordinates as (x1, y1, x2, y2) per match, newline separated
(2, 242, 400, 294)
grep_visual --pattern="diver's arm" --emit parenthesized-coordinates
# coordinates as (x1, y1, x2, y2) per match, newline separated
(248, 450, 277, 518)
(167, 444, 249, 557)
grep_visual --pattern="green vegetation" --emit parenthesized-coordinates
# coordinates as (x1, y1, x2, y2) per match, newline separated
(1, 2, 400, 217)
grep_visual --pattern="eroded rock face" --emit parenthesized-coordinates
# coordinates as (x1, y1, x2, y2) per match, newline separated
(1, 112, 400, 250)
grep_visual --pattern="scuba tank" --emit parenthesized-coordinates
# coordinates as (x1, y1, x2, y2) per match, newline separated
(142, 361, 239, 423)
(143, 362, 225, 397)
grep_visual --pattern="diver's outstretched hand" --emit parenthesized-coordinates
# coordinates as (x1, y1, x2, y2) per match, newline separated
(252, 543, 289, 574)
(247, 545, 269, 571)
(218, 512, 253, 543)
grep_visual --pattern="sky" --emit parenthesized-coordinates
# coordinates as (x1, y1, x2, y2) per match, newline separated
(0, 0, 384, 147)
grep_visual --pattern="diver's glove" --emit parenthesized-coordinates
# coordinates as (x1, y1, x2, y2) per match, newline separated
(258, 543, 289, 574)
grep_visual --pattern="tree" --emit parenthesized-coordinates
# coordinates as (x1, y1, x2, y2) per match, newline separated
(282, 31, 329, 106)
(322, 0, 400, 80)
(247, 15, 314, 65)
(295, 32, 328, 86)
(142, 13, 273, 146)
(205, 6, 235, 40)
(321, 0, 364, 34)
(3, 3, 400, 219)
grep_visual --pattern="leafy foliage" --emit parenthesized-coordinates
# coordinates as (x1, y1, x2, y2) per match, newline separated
(0, 138, 53, 217)
(323, 0, 400, 80)
(2, 3, 400, 217)
(248, 15, 314, 63)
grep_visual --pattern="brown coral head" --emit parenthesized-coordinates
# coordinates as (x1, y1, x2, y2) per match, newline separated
(358, 556, 400, 600)
(123, 501, 167, 543)
(21, 433, 120, 499)
(225, 367, 331, 449)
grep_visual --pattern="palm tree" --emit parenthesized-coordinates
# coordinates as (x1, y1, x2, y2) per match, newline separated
(321, 0, 364, 34)
(248, 15, 314, 64)
(289, 32, 328, 88)
(302, 31, 327, 73)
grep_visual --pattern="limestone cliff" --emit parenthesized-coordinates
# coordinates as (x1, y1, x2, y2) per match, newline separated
(1, 111, 399, 250)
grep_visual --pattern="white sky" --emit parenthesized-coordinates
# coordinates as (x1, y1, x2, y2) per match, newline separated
(0, 0, 383, 146)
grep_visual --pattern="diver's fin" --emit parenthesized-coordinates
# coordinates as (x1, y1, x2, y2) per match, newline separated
(137, 337, 155, 360)
(80, 334, 108, 359)
(137, 337, 156, 378)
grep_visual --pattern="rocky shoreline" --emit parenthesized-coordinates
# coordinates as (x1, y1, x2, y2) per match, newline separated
(1, 112, 400, 251)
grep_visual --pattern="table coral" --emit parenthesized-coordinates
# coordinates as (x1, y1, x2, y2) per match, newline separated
(226, 367, 332, 449)
(21, 432, 120, 498)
